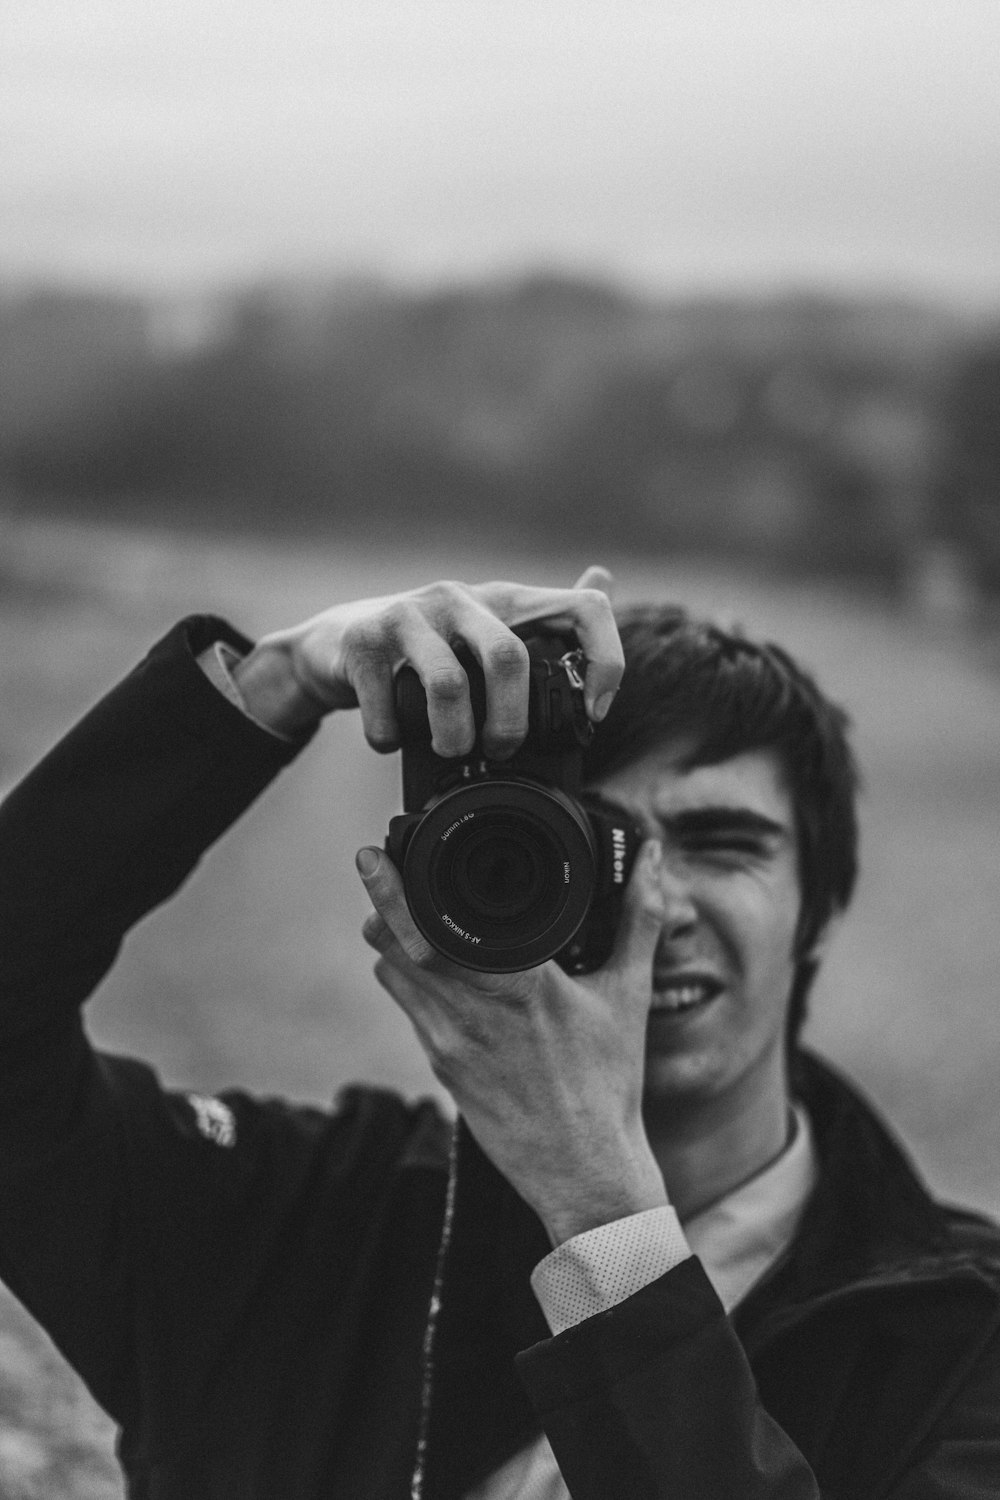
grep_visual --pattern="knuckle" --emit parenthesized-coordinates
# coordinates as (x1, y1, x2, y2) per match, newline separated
(407, 935, 440, 969)
(644, 888, 666, 919)
(372, 955, 395, 992)
(414, 579, 468, 617)
(383, 598, 420, 637)
(638, 883, 667, 922)
(455, 1006, 491, 1046)
(424, 665, 468, 704)
(578, 586, 619, 628)
(424, 1014, 485, 1080)
(472, 581, 515, 617)
(484, 635, 529, 679)
(427, 1050, 456, 1088)
(361, 912, 384, 947)
(423, 1027, 456, 1078)
(344, 617, 392, 665)
(573, 586, 615, 626)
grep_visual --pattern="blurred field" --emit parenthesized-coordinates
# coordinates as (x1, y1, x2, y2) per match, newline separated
(1, 513, 999, 1496)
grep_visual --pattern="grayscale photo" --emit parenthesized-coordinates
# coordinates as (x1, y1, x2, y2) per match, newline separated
(1, 3, 999, 1496)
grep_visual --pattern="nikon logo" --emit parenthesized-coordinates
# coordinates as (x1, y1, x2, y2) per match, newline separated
(611, 826, 627, 884)
(442, 913, 482, 944)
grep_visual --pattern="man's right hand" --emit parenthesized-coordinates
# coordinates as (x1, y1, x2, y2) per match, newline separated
(232, 568, 625, 753)
(357, 833, 670, 1247)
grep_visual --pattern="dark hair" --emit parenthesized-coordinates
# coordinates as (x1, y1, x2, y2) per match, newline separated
(583, 605, 861, 1047)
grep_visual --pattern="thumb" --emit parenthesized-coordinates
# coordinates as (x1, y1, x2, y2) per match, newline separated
(355, 846, 439, 968)
(606, 839, 665, 988)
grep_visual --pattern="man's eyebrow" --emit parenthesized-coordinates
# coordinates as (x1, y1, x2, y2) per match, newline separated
(657, 807, 789, 840)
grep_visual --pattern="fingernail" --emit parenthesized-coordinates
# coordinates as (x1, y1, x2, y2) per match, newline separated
(593, 690, 616, 722)
(646, 839, 662, 869)
(355, 847, 380, 879)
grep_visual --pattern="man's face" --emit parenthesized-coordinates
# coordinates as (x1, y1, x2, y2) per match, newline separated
(591, 742, 803, 1117)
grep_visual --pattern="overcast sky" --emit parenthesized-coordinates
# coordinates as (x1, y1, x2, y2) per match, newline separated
(3, 0, 999, 301)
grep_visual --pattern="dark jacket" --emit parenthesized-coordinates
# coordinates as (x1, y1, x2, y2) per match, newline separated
(1, 616, 999, 1499)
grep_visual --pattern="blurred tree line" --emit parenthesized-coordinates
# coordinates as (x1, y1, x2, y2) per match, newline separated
(0, 273, 997, 589)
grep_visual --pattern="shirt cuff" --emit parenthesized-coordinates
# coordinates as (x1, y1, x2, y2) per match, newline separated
(197, 641, 296, 743)
(530, 1205, 692, 1336)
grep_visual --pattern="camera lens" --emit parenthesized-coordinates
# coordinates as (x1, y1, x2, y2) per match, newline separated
(400, 780, 597, 971)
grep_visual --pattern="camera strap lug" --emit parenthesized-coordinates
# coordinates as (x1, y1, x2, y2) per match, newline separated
(558, 648, 587, 692)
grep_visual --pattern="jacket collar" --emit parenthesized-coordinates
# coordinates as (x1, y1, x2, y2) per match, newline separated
(734, 1046, 999, 1345)
(773, 1048, 953, 1297)
(738, 1051, 1000, 1495)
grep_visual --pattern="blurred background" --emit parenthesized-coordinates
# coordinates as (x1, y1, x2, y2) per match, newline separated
(2, 2, 1000, 1495)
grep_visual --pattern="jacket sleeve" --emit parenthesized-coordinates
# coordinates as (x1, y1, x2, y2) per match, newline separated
(516, 1255, 1000, 1499)
(516, 1256, 822, 1499)
(0, 616, 317, 1427)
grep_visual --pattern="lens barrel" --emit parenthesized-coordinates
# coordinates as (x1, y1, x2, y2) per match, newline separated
(400, 779, 597, 971)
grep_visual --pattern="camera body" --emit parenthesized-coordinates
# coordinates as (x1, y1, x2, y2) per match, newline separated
(385, 628, 642, 973)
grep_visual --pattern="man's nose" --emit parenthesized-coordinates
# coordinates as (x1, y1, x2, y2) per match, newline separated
(656, 851, 698, 937)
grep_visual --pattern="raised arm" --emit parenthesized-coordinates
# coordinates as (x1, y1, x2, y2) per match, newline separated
(0, 570, 623, 1447)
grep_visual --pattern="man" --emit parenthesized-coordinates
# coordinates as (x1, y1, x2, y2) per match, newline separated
(0, 569, 998, 1498)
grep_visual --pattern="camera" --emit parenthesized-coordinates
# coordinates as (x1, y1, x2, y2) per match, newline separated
(385, 627, 642, 973)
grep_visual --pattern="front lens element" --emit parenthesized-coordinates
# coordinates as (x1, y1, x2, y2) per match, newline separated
(454, 822, 545, 918)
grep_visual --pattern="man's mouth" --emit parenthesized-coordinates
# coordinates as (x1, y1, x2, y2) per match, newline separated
(650, 974, 723, 1014)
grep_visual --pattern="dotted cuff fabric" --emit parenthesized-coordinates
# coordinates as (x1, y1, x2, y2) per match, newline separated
(530, 1205, 691, 1337)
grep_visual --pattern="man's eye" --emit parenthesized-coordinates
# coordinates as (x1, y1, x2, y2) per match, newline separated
(685, 837, 765, 859)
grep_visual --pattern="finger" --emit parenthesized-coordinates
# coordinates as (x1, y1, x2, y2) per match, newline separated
(472, 574, 624, 723)
(362, 906, 439, 981)
(370, 954, 455, 1081)
(448, 602, 530, 759)
(355, 846, 441, 967)
(605, 840, 666, 991)
(392, 614, 477, 759)
(352, 653, 400, 752)
(335, 614, 402, 751)
(571, 564, 615, 601)
(366, 918, 436, 1005)
(371, 951, 423, 1017)
(362, 910, 427, 990)
(361, 908, 393, 952)
(481, 631, 531, 759)
(560, 577, 624, 723)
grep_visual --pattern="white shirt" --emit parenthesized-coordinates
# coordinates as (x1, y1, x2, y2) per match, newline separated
(467, 1106, 818, 1500)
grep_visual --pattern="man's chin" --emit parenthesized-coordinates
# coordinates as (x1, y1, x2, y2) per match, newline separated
(641, 1047, 725, 1110)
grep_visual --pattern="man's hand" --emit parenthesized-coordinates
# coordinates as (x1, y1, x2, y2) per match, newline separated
(356, 837, 670, 1247)
(232, 567, 624, 749)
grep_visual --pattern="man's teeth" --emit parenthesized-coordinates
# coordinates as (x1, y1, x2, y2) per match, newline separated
(652, 980, 717, 1012)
